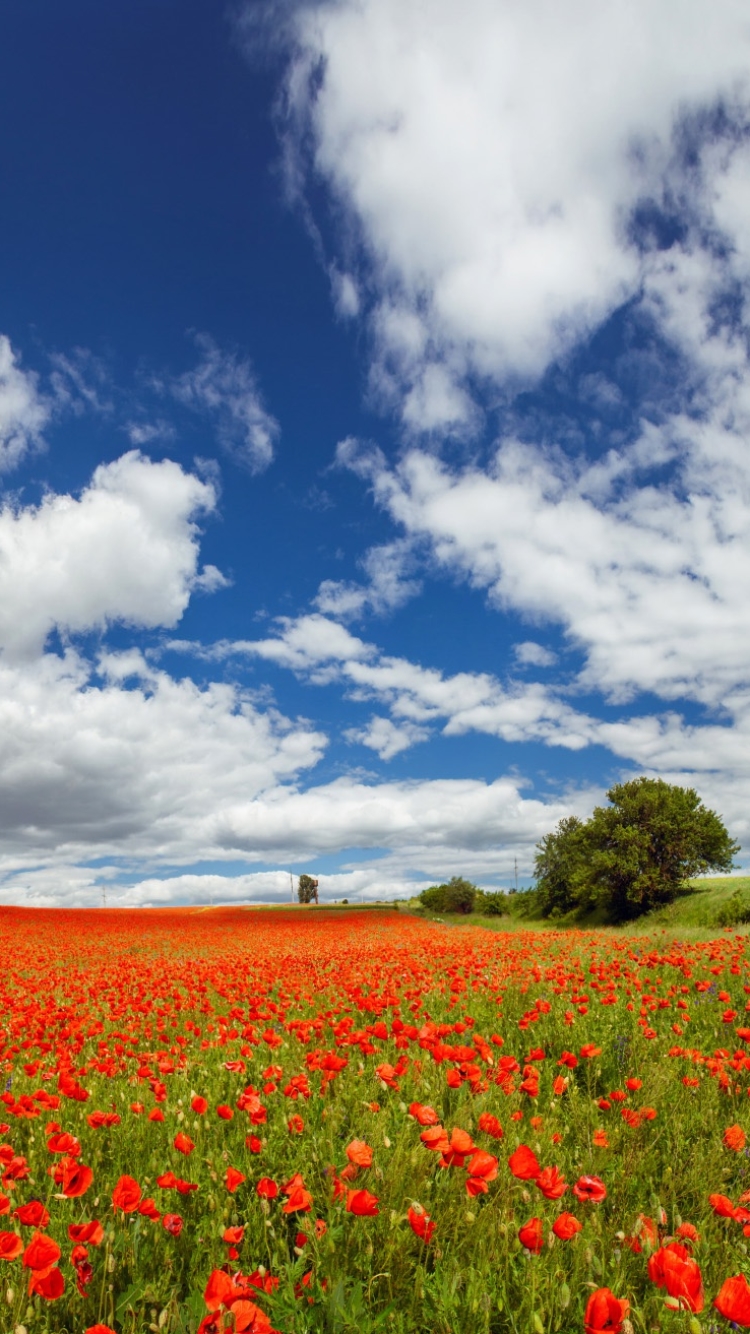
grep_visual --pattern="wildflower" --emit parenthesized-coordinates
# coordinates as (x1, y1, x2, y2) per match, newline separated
(536, 1165, 568, 1200)
(584, 1288, 629, 1334)
(68, 1220, 104, 1246)
(724, 1123, 746, 1151)
(407, 1204, 435, 1242)
(28, 1265, 65, 1300)
(477, 1112, 503, 1138)
(0, 1230, 23, 1260)
(346, 1140, 373, 1168)
(573, 1175, 606, 1203)
(409, 1102, 439, 1125)
(647, 1242, 703, 1312)
(592, 1130, 610, 1148)
(518, 1217, 544, 1252)
(225, 1168, 245, 1193)
(22, 1230, 61, 1270)
(256, 1178, 278, 1200)
(346, 1189, 379, 1216)
(174, 1132, 195, 1155)
(191, 1096, 208, 1114)
(714, 1273, 750, 1326)
(112, 1175, 142, 1213)
(508, 1145, 540, 1180)
(14, 1200, 50, 1227)
(709, 1192, 736, 1218)
(162, 1214, 183, 1237)
(552, 1212, 582, 1240)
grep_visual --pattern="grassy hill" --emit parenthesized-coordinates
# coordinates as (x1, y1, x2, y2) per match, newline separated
(412, 875, 750, 933)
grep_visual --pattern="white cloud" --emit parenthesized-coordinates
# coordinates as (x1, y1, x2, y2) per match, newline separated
(275, 0, 750, 425)
(345, 715, 429, 760)
(172, 333, 279, 472)
(314, 537, 421, 618)
(0, 334, 49, 470)
(514, 641, 558, 668)
(0, 648, 327, 868)
(0, 451, 221, 659)
(124, 419, 177, 446)
(224, 612, 599, 750)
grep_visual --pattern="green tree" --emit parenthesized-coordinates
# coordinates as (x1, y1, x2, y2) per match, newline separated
(419, 876, 478, 914)
(534, 778, 739, 921)
(297, 874, 319, 905)
(533, 815, 591, 917)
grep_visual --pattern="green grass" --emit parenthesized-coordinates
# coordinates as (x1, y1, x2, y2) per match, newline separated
(409, 875, 750, 935)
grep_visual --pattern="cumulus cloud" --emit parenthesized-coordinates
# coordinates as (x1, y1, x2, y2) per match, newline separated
(0, 648, 327, 867)
(272, 0, 750, 425)
(0, 451, 221, 659)
(314, 537, 421, 618)
(217, 612, 600, 750)
(344, 715, 429, 760)
(514, 642, 558, 668)
(172, 333, 279, 472)
(0, 334, 49, 470)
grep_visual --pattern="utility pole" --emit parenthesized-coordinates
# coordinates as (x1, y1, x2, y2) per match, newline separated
(102, 886, 106, 909)
(514, 858, 518, 893)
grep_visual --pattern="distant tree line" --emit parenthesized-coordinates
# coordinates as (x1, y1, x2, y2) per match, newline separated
(417, 778, 740, 925)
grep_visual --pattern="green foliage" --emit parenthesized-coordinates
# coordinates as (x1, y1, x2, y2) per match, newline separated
(534, 777, 740, 922)
(474, 889, 507, 916)
(714, 889, 750, 928)
(298, 872, 318, 904)
(418, 876, 479, 914)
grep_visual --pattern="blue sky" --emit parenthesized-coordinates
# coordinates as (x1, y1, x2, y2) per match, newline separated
(1, 0, 749, 906)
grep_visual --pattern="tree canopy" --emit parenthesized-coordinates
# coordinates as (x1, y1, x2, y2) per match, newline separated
(419, 876, 479, 914)
(534, 777, 739, 921)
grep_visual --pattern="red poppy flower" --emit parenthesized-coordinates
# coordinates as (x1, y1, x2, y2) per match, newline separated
(715, 1273, 750, 1326)
(552, 1212, 582, 1240)
(282, 1186, 313, 1214)
(223, 1225, 245, 1245)
(508, 1145, 540, 1180)
(256, 1177, 278, 1199)
(584, 1288, 629, 1333)
(420, 1126, 450, 1154)
(573, 1175, 607, 1203)
(46, 1131, 81, 1157)
(518, 1217, 544, 1253)
(477, 1112, 503, 1139)
(112, 1175, 142, 1213)
(28, 1264, 65, 1300)
(22, 1230, 61, 1270)
(14, 1200, 50, 1227)
(174, 1132, 195, 1156)
(58, 1156, 94, 1198)
(409, 1103, 439, 1126)
(139, 1198, 161, 1221)
(225, 1167, 245, 1193)
(407, 1205, 435, 1243)
(537, 1165, 568, 1200)
(724, 1124, 747, 1152)
(162, 1213, 183, 1237)
(69, 1220, 104, 1246)
(346, 1189, 379, 1216)
(85, 1326, 118, 1334)
(346, 1140, 373, 1169)
(191, 1096, 208, 1114)
(709, 1193, 737, 1218)
(0, 1230, 23, 1261)
(647, 1243, 703, 1312)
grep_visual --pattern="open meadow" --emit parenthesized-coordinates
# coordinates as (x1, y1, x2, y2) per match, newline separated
(3, 904, 750, 1333)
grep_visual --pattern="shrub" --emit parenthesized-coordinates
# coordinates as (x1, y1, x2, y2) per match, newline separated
(418, 877, 479, 914)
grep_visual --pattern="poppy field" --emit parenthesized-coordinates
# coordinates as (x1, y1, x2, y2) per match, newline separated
(3, 906, 750, 1334)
